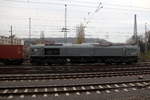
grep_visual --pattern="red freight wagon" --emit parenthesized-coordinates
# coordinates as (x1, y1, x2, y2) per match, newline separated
(0, 45, 24, 65)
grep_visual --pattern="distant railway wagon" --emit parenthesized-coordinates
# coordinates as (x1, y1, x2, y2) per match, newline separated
(0, 45, 24, 65)
(30, 44, 139, 65)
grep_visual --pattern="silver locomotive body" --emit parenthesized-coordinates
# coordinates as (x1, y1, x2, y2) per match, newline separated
(30, 44, 139, 65)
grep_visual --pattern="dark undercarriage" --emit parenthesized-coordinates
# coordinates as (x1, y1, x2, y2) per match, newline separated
(30, 56, 138, 65)
(0, 59, 24, 65)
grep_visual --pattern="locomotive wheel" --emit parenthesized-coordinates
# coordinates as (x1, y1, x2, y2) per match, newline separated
(47, 62, 52, 65)
(104, 59, 112, 65)
(31, 62, 44, 66)
(31, 62, 38, 66)
(13, 62, 22, 65)
(3, 62, 12, 65)
(58, 59, 66, 64)
(125, 62, 132, 64)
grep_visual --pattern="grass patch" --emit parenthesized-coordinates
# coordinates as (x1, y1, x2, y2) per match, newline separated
(140, 51, 150, 61)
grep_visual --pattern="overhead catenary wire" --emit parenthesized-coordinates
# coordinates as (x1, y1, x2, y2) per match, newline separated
(1, 0, 150, 11)
(0, 0, 149, 42)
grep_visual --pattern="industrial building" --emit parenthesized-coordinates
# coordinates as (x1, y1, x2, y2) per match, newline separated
(0, 36, 24, 45)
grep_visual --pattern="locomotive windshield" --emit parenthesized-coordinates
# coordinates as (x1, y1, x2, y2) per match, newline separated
(45, 48, 60, 55)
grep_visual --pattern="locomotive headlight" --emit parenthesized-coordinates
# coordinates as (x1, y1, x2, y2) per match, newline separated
(34, 48, 38, 52)
(130, 52, 137, 56)
(130, 49, 138, 56)
(32, 48, 38, 52)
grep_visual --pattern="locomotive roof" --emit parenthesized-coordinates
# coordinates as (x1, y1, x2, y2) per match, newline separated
(31, 44, 138, 48)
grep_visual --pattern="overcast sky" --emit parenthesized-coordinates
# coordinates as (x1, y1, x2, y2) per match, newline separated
(0, 0, 150, 43)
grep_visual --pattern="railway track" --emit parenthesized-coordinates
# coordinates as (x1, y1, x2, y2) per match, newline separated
(0, 61, 150, 67)
(0, 69, 150, 81)
(0, 62, 150, 99)
(0, 80, 149, 99)
(0, 63, 150, 81)
(0, 62, 150, 74)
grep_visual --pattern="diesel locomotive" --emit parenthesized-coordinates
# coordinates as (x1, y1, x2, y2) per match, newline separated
(30, 44, 139, 65)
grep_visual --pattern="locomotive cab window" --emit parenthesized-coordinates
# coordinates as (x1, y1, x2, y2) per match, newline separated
(45, 48, 60, 55)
